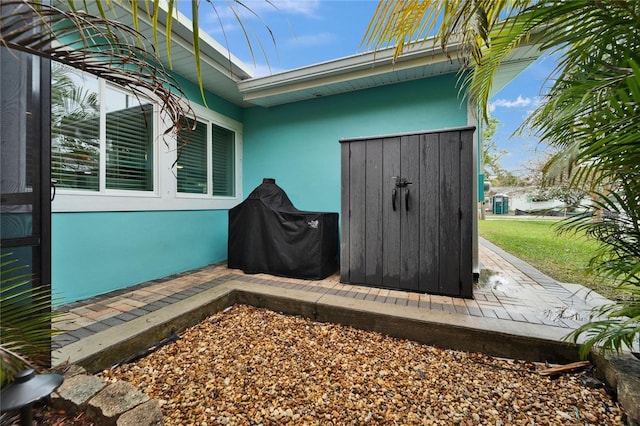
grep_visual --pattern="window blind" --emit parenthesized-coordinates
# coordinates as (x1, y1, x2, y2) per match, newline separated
(105, 104, 153, 191)
(177, 118, 208, 194)
(212, 124, 235, 197)
(51, 113, 100, 191)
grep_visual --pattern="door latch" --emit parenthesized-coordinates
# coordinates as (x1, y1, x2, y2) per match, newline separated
(391, 177, 412, 211)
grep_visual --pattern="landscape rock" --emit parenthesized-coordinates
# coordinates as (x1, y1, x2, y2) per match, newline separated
(116, 399, 164, 426)
(51, 363, 87, 378)
(103, 305, 625, 425)
(591, 351, 640, 426)
(618, 376, 640, 426)
(64, 364, 87, 378)
(50, 373, 107, 412)
(87, 380, 149, 425)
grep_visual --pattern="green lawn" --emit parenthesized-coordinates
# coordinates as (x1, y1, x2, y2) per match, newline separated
(478, 219, 615, 298)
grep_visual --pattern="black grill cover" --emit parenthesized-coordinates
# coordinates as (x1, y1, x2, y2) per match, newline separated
(228, 178, 339, 279)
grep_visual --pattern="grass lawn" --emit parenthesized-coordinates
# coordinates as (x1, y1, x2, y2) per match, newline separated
(479, 219, 616, 298)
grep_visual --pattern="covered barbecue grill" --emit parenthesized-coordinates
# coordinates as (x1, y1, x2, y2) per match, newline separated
(228, 178, 338, 279)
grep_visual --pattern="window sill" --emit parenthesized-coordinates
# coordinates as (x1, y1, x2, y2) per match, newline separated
(52, 191, 242, 212)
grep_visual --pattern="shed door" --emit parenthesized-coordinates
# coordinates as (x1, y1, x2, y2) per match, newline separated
(340, 128, 473, 297)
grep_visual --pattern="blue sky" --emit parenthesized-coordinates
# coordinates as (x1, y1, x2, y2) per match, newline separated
(179, 0, 555, 175)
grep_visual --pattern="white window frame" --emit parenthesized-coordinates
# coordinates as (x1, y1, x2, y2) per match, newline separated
(53, 82, 243, 212)
(101, 81, 159, 195)
(170, 102, 243, 208)
(175, 103, 240, 201)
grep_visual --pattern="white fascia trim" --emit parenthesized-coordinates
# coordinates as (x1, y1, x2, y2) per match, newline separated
(152, 0, 253, 80)
(238, 40, 463, 100)
(96, 0, 252, 82)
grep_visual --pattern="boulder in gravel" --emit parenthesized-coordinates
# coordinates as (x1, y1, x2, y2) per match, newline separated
(62, 364, 88, 378)
(51, 374, 106, 412)
(117, 399, 164, 426)
(87, 380, 149, 425)
(618, 375, 640, 426)
(591, 351, 640, 426)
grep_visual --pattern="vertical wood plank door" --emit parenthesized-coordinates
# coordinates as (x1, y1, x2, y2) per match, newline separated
(364, 139, 384, 286)
(381, 137, 401, 288)
(340, 127, 474, 298)
(399, 134, 420, 291)
(418, 132, 441, 294)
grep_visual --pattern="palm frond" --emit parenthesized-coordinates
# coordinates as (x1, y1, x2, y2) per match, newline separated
(363, 1, 533, 68)
(1, 0, 192, 138)
(0, 254, 63, 387)
(565, 284, 640, 358)
(465, 7, 546, 117)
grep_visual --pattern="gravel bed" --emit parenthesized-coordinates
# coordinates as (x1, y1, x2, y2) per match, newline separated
(102, 305, 624, 425)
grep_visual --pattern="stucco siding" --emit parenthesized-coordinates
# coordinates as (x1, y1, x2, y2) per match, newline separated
(51, 73, 467, 303)
(171, 72, 243, 122)
(242, 73, 467, 212)
(52, 210, 228, 304)
(51, 79, 238, 304)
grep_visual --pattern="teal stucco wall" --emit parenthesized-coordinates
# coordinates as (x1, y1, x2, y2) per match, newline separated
(52, 72, 467, 303)
(241, 73, 467, 212)
(52, 210, 228, 304)
(51, 78, 240, 304)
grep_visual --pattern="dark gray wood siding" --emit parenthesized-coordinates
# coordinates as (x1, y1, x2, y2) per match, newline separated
(340, 127, 475, 298)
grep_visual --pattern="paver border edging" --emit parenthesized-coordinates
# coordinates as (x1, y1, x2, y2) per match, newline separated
(55, 279, 583, 373)
(53, 279, 640, 425)
(53, 285, 235, 373)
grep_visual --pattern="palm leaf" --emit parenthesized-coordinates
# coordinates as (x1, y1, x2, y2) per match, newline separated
(1, 0, 192, 138)
(62, 0, 277, 95)
(0, 254, 62, 387)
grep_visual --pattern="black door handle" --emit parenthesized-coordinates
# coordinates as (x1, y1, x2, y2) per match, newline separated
(51, 179, 57, 201)
(391, 177, 412, 212)
(405, 188, 409, 212)
(392, 188, 397, 211)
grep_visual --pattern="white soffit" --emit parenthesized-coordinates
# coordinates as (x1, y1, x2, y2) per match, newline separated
(489, 42, 543, 97)
(239, 38, 543, 108)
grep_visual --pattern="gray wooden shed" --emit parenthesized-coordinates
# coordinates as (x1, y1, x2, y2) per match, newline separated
(340, 126, 475, 298)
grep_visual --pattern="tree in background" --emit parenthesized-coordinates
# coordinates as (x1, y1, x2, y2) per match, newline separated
(523, 155, 588, 213)
(482, 117, 525, 187)
(51, 64, 100, 188)
(364, 0, 639, 356)
(481, 117, 503, 178)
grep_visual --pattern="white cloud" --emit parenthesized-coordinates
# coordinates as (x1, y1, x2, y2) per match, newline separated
(488, 95, 533, 113)
(200, 19, 240, 36)
(200, 0, 320, 25)
(198, 0, 322, 43)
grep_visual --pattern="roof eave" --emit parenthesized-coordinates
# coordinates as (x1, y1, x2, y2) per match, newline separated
(238, 40, 463, 106)
(238, 34, 544, 108)
(151, 1, 253, 81)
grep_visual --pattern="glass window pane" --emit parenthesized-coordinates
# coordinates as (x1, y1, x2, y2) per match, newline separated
(51, 64, 99, 191)
(105, 87, 153, 191)
(212, 124, 235, 197)
(177, 119, 208, 194)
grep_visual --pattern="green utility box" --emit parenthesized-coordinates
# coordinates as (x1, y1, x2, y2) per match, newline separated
(492, 194, 509, 215)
